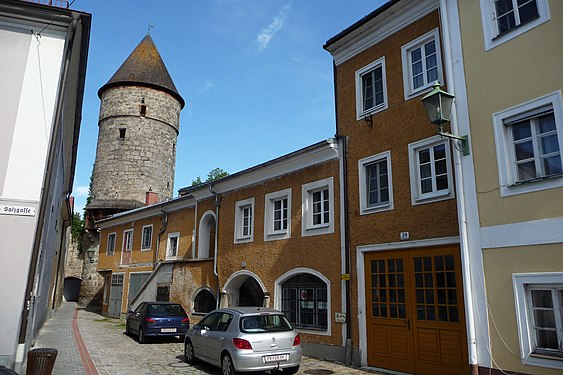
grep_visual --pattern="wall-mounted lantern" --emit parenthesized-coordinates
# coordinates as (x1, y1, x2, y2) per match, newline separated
(421, 83, 470, 155)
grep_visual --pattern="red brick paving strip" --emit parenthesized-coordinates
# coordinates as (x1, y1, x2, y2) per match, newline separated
(72, 309, 99, 375)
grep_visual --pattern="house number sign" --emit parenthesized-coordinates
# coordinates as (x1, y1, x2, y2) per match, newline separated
(334, 313, 346, 323)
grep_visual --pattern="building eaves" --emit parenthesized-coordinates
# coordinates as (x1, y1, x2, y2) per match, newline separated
(177, 138, 340, 198)
(323, 0, 400, 51)
(95, 194, 195, 228)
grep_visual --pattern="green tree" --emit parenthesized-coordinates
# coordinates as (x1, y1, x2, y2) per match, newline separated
(191, 176, 203, 186)
(191, 168, 228, 186)
(71, 213, 83, 241)
(206, 168, 228, 181)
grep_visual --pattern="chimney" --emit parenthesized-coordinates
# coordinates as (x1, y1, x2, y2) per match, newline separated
(145, 190, 159, 206)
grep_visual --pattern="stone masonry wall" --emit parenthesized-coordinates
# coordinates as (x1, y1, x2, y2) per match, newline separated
(91, 85, 181, 204)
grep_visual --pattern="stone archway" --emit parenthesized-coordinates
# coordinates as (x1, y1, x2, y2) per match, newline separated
(222, 271, 267, 307)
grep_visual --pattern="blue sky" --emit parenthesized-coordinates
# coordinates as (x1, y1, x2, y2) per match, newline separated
(71, 0, 386, 214)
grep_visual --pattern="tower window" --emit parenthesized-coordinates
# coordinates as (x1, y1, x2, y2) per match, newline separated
(140, 105, 147, 117)
(119, 128, 126, 138)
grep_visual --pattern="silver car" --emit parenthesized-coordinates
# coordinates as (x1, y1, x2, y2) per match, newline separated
(184, 307, 302, 374)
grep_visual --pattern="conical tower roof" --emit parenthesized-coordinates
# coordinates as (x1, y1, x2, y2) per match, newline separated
(98, 34, 185, 108)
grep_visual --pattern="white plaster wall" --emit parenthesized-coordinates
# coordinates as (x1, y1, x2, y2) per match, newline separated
(2, 33, 64, 201)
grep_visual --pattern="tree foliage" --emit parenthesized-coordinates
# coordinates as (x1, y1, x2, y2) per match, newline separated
(191, 168, 228, 186)
(71, 213, 84, 242)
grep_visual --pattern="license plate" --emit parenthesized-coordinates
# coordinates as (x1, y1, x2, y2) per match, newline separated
(161, 328, 177, 333)
(263, 354, 289, 363)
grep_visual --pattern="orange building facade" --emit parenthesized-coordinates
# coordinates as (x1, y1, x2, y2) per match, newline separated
(324, 1, 470, 374)
(96, 139, 349, 359)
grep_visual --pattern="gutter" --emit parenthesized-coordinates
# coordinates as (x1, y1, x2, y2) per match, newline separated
(16, 12, 82, 369)
(439, 1, 478, 372)
(154, 208, 169, 267)
(209, 185, 221, 308)
(332, 56, 353, 364)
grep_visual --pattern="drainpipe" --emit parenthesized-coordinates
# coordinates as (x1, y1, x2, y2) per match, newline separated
(331, 56, 353, 365)
(209, 185, 221, 307)
(15, 14, 80, 372)
(439, 1, 478, 373)
(154, 209, 168, 267)
(340, 135, 352, 366)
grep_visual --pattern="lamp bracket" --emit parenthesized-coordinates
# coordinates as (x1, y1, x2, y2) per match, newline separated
(438, 131, 470, 156)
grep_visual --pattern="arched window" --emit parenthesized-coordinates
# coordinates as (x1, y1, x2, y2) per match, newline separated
(281, 273, 328, 330)
(194, 289, 217, 314)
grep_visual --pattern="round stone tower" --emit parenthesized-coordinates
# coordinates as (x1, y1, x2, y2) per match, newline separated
(86, 34, 184, 224)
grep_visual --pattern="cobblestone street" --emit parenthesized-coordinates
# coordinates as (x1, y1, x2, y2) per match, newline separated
(31, 302, 384, 375)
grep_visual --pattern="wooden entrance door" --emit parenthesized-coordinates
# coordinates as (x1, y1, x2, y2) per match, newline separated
(365, 246, 469, 375)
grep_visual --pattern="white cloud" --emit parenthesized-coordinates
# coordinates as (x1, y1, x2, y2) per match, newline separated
(74, 185, 89, 197)
(198, 81, 215, 95)
(256, 3, 291, 53)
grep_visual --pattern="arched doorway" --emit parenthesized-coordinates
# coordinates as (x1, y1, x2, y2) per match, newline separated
(239, 277, 264, 306)
(198, 211, 216, 259)
(222, 271, 266, 307)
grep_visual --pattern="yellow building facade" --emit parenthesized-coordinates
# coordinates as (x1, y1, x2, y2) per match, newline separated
(455, 0, 563, 374)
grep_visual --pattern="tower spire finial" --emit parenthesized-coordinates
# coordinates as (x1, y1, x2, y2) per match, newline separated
(147, 23, 154, 35)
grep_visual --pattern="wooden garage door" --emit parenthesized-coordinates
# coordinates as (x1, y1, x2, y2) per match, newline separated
(365, 246, 469, 375)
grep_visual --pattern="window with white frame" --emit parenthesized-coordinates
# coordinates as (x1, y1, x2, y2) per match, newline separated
(408, 136, 454, 204)
(401, 28, 443, 100)
(166, 232, 179, 260)
(358, 151, 393, 214)
(513, 273, 563, 369)
(302, 178, 334, 237)
(123, 229, 133, 252)
(479, 0, 550, 51)
(141, 225, 153, 251)
(355, 56, 387, 119)
(106, 232, 116, 255)
(234, 198, 254, 243)
(493, 91, 563, 197)
(264, 189, 291, 241)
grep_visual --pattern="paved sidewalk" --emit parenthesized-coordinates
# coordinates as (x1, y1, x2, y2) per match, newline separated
(30, 301, 384, 375)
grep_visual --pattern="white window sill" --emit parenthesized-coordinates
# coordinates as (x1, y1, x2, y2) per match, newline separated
(357, 103, 388, 121)
(413, 190, 453, 205)
(360, 203, 392, 215)
(404, 82, 437, 101)
(234, 236, 253, 244)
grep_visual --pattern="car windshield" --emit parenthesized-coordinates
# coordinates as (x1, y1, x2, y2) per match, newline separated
(149, 304, 186, 317)
(240, 314, 292, 333)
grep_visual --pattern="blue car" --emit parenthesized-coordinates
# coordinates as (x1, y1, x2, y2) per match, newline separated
(126, 301, 189, 343)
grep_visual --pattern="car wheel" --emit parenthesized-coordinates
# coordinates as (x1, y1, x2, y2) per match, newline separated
(221, 353, 239, 375)
(284, 365, 300, 374)
(184, 339, 197, 364)
(138, 327, 146, 344)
